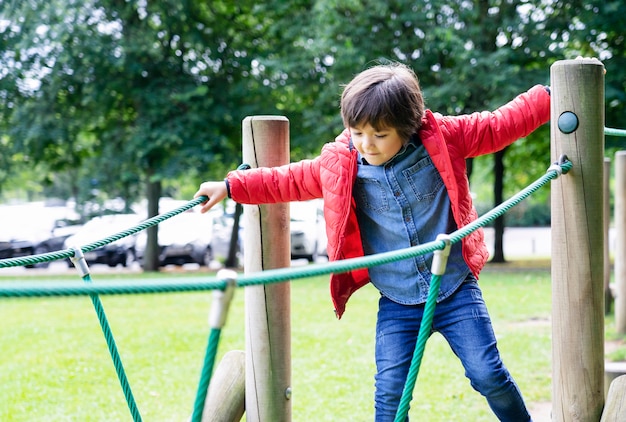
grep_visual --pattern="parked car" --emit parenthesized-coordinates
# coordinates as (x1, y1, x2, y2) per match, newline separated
(0, 203, 83, 268)
(209, 200, 327, 263)
(135, 212, 215, 267)
(63, 213, 142, 267)
(0, 240, 14, 260)
(290, 200, 327, 262)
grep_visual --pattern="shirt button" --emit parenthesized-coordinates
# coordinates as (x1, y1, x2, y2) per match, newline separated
(394, 191, 401, 197)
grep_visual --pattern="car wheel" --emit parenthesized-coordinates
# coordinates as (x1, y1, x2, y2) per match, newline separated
(122, 249, 135, 268)
(307, 242, 319, 263)
(107, 252, 121, 267)
(202, 246, 214, 267)
(32, 245, 51, 269)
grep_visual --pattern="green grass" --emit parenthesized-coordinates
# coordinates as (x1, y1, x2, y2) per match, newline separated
(0, 267, 592, 421)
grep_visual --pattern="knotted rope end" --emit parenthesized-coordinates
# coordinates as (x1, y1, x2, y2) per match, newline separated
(547, 154, 571, 177)
(431, 234, 452, 276)
(208, 269, 238, 329)
(69, 247, 90, 278)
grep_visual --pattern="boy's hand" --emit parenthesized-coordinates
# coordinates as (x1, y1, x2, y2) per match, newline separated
(194, 181, 228, 214)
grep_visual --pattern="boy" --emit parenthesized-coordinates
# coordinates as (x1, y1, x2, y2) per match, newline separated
(195, 62, 550, 421)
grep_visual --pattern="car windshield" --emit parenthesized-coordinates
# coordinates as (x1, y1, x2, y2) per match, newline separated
(70, 214, 142, 243)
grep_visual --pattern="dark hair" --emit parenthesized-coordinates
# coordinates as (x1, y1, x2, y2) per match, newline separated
(340, 63, 424, 142)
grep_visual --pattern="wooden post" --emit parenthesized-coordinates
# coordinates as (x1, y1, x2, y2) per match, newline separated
(550, 59, 605, 421)
(202, 350, 246, 422)
(600, 374, 626, 421)
(241, 116, 292, 422)
(604, 158, 612, 315)
(604, 362, 626, 398)
(615, 151, 626, 333)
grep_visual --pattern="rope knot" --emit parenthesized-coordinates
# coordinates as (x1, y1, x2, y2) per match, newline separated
(547, 154, 570, 178)
(70, 247, 90, 278)
(431, 234, 452, 276)
(209, 269, 238, 329)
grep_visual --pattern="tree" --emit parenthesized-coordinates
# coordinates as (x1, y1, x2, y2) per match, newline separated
(268, 0, 625, 261)
(562, 2, 626, 136)
(1, 0, 282, 269)
(266, 0, 560, 261)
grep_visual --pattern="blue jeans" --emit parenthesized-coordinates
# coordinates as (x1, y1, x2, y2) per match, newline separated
(374, 280, 532, 421)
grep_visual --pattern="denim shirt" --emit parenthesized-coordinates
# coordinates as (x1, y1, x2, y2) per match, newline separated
(353, 136, 471, 305)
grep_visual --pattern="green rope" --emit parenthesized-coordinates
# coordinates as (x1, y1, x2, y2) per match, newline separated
(450, 158, 571, 245)
(83, 273, 142, 422)
(0, 278, 228, 297)
(0, 156, 572, 421)
(394, 273, 442, 422)
(0, 159, 572, 421)
(0, 158, 572, 298)
(190, 273, 235, 420)
(190, 328, 222, 422)
(605, 126, 626, 137)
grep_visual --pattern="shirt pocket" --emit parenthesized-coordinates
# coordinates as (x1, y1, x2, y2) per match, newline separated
(354, 178, 389, 213)
(404, 156, 445, 201)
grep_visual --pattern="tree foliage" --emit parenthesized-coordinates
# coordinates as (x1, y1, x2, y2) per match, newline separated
(2, 0, 626, 262)
(2, 0, 282, 199)
(4, 0, 624, 196)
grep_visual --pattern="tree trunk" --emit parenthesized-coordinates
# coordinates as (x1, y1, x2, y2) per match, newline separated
(225, 202, 243, 268)
(492, 148, 507, 263)
(143, 176, 161, 272)
(466, 157, 474, 180)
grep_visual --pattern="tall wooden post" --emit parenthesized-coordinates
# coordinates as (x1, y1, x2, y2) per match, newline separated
(604, 158, 613, 315)
(242, 116, 292, 422)
(614, 152, 626, 333)
(550, 59, 605, 421)
(602, 157, 613, 315)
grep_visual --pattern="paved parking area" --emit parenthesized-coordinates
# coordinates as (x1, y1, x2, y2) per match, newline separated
(484, 226, 615, 260)
(483, 227, 551, 259)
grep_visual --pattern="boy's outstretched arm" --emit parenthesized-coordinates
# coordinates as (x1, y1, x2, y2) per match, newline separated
(194, 181, 228, 214)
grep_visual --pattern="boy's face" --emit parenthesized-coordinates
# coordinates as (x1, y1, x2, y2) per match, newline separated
(350, 123, 405, 166)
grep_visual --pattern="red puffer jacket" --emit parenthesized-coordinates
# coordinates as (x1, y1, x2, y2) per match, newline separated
(227, 84, 551, 318)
